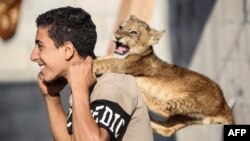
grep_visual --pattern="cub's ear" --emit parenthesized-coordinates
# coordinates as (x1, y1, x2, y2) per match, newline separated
(124, 15, 138, 21)
(129, 15, 138, 20)
(149, 28, 165, 45)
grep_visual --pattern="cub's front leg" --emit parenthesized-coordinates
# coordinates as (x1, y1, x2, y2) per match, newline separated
(93, 58, 126, 75)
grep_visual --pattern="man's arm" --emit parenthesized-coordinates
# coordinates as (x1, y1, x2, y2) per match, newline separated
(44, 94, 71, 141)
(37, 74, 71, 141)
(71, 86, 110, 141)
(68, 57, 110, 141)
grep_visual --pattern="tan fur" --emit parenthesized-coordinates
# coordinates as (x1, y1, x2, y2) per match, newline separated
(94, 15, 234, 137)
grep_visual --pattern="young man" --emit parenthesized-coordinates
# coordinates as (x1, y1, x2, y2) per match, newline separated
(30, 6, 153, 141)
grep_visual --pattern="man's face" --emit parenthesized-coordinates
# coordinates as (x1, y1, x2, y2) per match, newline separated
(30, 26, 67, 83)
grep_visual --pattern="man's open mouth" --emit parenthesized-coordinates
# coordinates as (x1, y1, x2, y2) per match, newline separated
(114, 42, 130, 55)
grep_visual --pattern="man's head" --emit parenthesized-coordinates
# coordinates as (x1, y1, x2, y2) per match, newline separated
(36, 6, 97, 58)
(31, 6, 97, 83)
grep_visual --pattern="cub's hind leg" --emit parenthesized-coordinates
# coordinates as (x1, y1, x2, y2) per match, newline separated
(202, 104, 234, 125)
(202, 116, 232, 125)
(150, 115, 202, 137)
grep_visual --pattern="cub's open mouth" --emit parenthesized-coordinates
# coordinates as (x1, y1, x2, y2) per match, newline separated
(114, 42, 130, 55)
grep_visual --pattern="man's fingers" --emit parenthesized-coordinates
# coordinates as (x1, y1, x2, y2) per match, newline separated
(72, 60, 82, 66)
(37, 72, 44, 82)
(38, 72, 49, 86)
(85, 56, 93, 63)
(71, 56, 93, 66)
(85, 56, 94, 71)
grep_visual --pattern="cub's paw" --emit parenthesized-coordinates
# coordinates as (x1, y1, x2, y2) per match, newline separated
(154, 128, 176, 137)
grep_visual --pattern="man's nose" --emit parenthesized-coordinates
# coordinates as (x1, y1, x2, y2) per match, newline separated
(30, 46, 39, 62)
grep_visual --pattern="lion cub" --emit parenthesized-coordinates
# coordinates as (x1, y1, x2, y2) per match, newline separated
(94, 15, 234, 137)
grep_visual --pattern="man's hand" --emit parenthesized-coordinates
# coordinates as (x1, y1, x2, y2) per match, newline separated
(67, 56, 96, 91)
(37, 72, 67, 97)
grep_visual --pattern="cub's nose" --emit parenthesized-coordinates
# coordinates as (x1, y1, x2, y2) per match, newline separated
(115, 36, 122, 41)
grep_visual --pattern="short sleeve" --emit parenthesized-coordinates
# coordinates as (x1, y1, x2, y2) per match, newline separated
(90, 100, 130, 140)
(90, 83, 138, 115)
(90, 83, 138, 140)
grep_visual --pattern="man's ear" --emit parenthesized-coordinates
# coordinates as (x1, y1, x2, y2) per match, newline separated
(63, 41, 75, 60)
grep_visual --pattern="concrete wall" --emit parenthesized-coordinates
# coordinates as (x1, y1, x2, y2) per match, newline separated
(0, 82, 69, 141)
(170, 0, 250, 141)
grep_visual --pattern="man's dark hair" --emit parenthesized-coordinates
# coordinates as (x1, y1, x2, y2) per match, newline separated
(36, 6, 97, 58)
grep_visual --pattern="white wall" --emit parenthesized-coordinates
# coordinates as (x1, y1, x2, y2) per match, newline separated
(0, 0, 169, 83)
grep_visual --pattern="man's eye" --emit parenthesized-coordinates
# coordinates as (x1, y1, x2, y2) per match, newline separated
(130, 31, 138, 35)
(36, 44, 43, 49)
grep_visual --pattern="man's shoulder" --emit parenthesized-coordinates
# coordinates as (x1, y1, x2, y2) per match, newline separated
(94, 72, 139, 99)
(91, 72, 139, 114)
(97, 72, 136, 85)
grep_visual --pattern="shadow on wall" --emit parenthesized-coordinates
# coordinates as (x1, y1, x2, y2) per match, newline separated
(0, 82, 70, 141)
(168, 0, 216, 67)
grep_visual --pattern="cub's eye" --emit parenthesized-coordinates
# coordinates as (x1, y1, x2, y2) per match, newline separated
(130, 31, 138, 35)
(119, 25, 123, 30)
